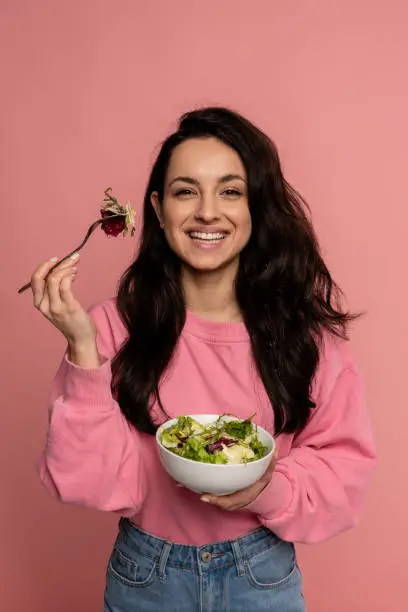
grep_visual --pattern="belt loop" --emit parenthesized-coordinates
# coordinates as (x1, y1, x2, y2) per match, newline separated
(231, 539, 246, 577)
(158, 541, 172, 579)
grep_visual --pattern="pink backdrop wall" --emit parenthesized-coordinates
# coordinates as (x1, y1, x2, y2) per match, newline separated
(1, 1, 407, 610)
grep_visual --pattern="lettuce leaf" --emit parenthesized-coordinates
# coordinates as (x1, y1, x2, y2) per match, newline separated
(222, 416, 254, 440)
(160, 414, 267, 464)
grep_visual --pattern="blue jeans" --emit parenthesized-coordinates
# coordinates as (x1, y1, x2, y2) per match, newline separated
(104, 519, 305, 611)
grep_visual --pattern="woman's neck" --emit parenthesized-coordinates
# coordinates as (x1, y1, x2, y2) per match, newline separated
(182, 266, 242, 323)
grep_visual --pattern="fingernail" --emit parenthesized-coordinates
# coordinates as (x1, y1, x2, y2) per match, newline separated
(50, 257, 58, 262)
(70, 253, 80, 260)
(201, 497, 210, 503)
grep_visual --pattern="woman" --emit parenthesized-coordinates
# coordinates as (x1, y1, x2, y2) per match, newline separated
(32, 107, 376, 611)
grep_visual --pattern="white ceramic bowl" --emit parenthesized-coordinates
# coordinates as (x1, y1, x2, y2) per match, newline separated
(156, 414, 275, 496)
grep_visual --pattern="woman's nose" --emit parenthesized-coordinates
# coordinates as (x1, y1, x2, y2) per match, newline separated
(194, 195, 221, 222)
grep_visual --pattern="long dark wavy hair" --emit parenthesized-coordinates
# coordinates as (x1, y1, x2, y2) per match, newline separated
(112, 107, 356, 436)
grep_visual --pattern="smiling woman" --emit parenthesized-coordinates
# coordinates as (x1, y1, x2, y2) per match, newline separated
(33, 107, 376, 612)
(151, 137, 252, 277)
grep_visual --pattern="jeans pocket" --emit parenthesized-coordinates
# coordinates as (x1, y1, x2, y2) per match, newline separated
(245, 540, 299, 590)
(108, 546, 157, 588)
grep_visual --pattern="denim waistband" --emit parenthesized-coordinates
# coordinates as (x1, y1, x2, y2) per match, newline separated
(117, 519, 288, 577)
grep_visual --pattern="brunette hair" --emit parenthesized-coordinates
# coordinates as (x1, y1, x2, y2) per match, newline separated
(112, 107, 356, 435)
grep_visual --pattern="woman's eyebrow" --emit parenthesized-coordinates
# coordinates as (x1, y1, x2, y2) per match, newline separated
(168, 176, 199, 187)
(169, 174, 246, 187)
(219, 174, 247, 184)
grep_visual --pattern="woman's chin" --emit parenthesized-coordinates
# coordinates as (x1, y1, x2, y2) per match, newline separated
(182, 253, 239, 275)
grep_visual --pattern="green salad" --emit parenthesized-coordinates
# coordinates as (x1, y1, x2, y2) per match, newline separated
(160, 415, 267, 465)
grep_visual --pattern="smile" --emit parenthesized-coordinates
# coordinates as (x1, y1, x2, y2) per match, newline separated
(188, 231, 227, 243)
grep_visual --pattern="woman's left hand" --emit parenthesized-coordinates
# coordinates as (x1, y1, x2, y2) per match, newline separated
(200, 451, 277, 511)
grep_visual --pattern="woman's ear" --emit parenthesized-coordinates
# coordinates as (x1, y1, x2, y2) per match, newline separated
(151, 192, 164, 228)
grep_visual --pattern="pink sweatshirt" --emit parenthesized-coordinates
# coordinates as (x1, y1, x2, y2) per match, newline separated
(39, 299, 376, 545)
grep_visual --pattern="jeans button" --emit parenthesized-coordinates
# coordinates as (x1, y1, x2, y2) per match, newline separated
(201, 551, 212, 563)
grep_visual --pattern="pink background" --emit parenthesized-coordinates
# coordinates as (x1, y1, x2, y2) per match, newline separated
(1, 1, 407, 610)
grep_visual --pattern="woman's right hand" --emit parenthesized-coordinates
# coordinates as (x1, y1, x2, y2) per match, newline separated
(31, 254, 96, 349)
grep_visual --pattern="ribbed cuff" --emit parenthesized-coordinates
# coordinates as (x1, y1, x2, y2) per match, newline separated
(63, 354, 114, 408)
(245, 469, 293, 518)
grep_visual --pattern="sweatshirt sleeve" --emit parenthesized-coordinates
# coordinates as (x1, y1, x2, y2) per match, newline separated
(246, 337, 377, 544)
(38, 300, 147, 516)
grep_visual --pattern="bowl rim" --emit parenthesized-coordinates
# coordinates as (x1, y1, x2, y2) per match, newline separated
(156, 414, 275, 469)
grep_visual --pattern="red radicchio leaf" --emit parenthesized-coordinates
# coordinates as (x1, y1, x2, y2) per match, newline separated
(100, 210, 127, 237)
(176, 434, 189, 443)
(206, 437, 237, 454)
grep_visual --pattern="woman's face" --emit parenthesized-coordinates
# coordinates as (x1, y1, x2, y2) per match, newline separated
(151, 137, 251, 274)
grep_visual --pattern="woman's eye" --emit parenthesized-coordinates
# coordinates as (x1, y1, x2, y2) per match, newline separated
(174, 189, 194, 197)
(222, 189, 241, 197)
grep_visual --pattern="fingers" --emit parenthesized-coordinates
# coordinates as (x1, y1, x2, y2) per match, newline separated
(46, 256, 79, 312)
(58, 268, 78, 310)
(201, 492, 240, 510)
(266, 451, 277, 475)
(201, 451, 278, 511)
(272, 452, 278, 468)
(31, 254, 79, 314)
(201, 487, 253, 511)
(201, 486, 252, 510)
(31, 258, 59, 308)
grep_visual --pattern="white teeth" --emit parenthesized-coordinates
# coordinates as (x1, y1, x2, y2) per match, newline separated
(189, 231, 226, 241)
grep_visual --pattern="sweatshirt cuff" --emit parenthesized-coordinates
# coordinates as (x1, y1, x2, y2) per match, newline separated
(245, 469, 293, 518)
(63, 354, 114, 408)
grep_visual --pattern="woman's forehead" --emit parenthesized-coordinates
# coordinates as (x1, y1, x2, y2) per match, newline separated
(166, 137, 246, 183)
